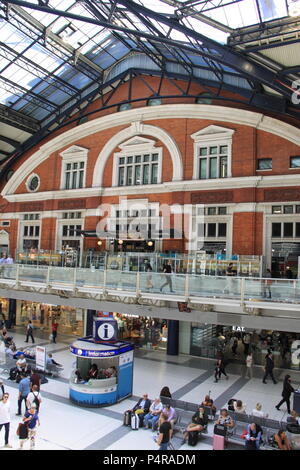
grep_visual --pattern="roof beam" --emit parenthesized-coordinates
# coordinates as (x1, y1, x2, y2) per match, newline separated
(0, 135, 20, 147)
(2, 0, 294, 101)
(0, 104, 39, 133)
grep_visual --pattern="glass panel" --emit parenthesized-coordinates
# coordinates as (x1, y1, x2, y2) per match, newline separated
(135, 155, 141, 163)
(143, 154, 150, 162)
(296, 223, 300, 237)
(24, 226, 28, 237)
(209, 157, 217, 178)
(126, 166, 133, 185)
(207, 207, 216, 215)
(218, 207, 227, 215)
(209, 146, 218, 155)
(118, 167, 125, 186)
(258, 158, 272, 170)
(220, 156, 227, 178)
(127, 156, 133, 164)
(72, 171, 77, 189)
(296, 206, 300, 214)
(73, 162, 78, 169)
(29, 226, 34, 237)
(79, 162, 84, 169)
(218, 223, 227, 237)
(35, 226, 40, 237)
(134, 165, 141, 185)
(272, 206, 282, 214)
(66, 163, 71, 170)
(199, 158, 207, 179)
(284, 223, 293, 237)
(78, 170, 84, 188)
(65, 172, 70, 189)
(62, 226, 68, 236)
(272, 223, 281, 237)
(284, 205, 293, 214)
(152, 153, 158, 161)
(220, 145, 228, 154)
(119, 157, 125, 165)
(151, 163, 158, 184)
(143, 164, 149, 184)
(290, 157, 300, 168)
(199, 147, 207, 156)
(207, 223, 216, 237)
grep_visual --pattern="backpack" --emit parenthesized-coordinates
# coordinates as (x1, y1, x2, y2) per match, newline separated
(32, 392, 40, 409)
(16, 423, 28, 439)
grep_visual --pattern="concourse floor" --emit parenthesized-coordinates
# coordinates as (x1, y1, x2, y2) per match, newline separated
(0, 328, 299, 451)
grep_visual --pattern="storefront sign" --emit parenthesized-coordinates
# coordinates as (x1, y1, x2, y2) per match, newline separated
(232, 326, 245, 332)
(35, 346, 46, 371)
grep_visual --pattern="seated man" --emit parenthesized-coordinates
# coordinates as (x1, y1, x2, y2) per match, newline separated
(244, 423, 263, 450)
(131, 393, 151, 427)
(16, 354, 28, 374)
(46, 353, 63, 368)
(181, 406, 208, 444)
(159, 404, 177, 430)
(143, 398, 163, 431)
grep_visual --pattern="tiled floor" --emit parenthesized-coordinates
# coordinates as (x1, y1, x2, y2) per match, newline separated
(0, 328, 299, 450)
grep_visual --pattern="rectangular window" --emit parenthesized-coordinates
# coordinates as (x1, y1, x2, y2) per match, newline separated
(209, 157, 217, 178)
(272, 223, 281, 237)
(207, 223, 216, 237)
(219, 156, 227, 178)
(151, 163, 158, 184)
(134, 165, 141, 185)
(290, 157, 300, 168)
(117, 152, 160, 186)
(218, 223, 227, 237)
(143, 165, 149, 184)
(257, 158, 272, 170)
(284, 206, 293, 214)
(296, 223, 300, 237)
(199, 158, 207, 179)
(64, 161, 85, 189)
(272, 206, 282, 214)
(218, 207, 227, 215)
(284, 223, 293, 237)
(197, 144, 229, 180)
(207, 207, 216, 215)
(296, 205, 300, 214)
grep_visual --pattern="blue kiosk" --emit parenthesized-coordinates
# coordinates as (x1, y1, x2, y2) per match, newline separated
(69, 314, 134, 407)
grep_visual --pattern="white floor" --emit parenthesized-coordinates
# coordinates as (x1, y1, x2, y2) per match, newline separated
(0, 330, 298, 450)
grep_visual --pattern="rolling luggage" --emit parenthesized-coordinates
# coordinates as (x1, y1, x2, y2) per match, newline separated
(188, 431, 199, 446)
(123, 410, 132, 427)
(213, 434, 225, 450)
(131, 413, 139, 430)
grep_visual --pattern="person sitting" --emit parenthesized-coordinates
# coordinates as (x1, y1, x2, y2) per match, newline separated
(274, 429, 291, 450)
(131, 393, 151, 427)
(143, 398, 163, 431)
(201, 395, 217, 417)
(74, 369, 86, 384)
(46, 353, 62, 368)
(216, 409, 235, 430)
(160, 386, 172, 399)
(104, 366, 117, 378)
(16, 354, 28, 374)
(244, 423, 263, 450)
(87, 364, 98, 380)
(5, 345, 15, 360)
(286, 410, 300, 434)
(160, 404, 177, 430)
(181, 406, 208, 444)
(251, 403, 269, 418)
(234, 399, 246, 414)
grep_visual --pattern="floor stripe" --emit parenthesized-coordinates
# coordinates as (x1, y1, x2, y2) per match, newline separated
(85, 425, 132, 450)
(213, 377, 249, 409)
(172, 370, 214, 400)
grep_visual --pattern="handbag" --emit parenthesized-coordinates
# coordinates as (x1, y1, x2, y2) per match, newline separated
(214, 424, 227, 436)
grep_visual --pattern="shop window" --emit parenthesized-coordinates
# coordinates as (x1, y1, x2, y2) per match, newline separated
(272, 223, 281, 237)
(284, 205, 293, 214)
(284, 223, 293, 237)
(257, 158, 272, 170)
(290, 156, 300, 168)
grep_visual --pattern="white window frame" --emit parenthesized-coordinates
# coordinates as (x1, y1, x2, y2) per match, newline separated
(60, 146, 88, 190)
(191, 125, 235, 180)
(112, 136, 162, 187)
(19, 220, 41, 251)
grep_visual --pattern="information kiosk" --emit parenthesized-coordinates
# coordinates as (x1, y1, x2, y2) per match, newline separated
(69, 315, 134, 407)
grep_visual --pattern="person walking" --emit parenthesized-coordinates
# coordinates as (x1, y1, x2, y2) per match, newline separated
(0, 392, 12, 448)
(262, 269, 272, 299)
(262, 351, 277, 384)
(20, 405, 40, 450)
(16, 373, 30, 416)
(223, 262, 236, 294)
(51, 320, 59, 343)
(25, 320, 34, 344)
(160, 260, 174, 293)
(156, 413, 172, 450)
(26, 385, 42, 413)
(245, 352, 253, 379)
(214, 358, 228, 382)
(276, 375, 295, 414)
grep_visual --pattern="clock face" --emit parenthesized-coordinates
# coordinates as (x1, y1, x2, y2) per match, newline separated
(27, 175, 40, 192)
(6, 169, 14, 181)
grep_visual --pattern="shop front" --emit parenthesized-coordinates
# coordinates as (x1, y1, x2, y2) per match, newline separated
(16, 300, 85, 337)
(188, 322, 300, 371)
(113, 313, 168, 351)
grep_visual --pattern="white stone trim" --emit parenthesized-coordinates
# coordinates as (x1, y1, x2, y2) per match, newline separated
(3, 104, 300, 197)
(93, 121, 182, 186)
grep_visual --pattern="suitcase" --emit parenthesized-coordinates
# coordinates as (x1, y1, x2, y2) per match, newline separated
(213, 434, 225, 450)
(188, 431, 199, 446)
(131, 413, 139, 430)
(123, 410, 132, 427)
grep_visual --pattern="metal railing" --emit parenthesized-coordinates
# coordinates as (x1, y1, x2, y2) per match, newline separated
(0, 264, 299, 307)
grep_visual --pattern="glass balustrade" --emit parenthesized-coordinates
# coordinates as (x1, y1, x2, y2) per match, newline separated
(1, 264, 300, 307)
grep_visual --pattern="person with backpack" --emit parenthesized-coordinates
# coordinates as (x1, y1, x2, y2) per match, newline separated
(276, 375, 295, 414)
(26, 385, 42, 412)
(25, 320, 34, 344)
(0, 392, 12, 448)
(20, 405, 40, 450)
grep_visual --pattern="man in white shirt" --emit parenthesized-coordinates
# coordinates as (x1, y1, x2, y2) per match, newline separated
(252, 403, 268, 418)
(26, 385, 42, 412)
(143, 398, 163, 430)
(0, 392, 12, 447)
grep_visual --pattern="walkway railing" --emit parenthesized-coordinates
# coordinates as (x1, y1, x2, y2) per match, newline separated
(0, 264, 299, 307)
